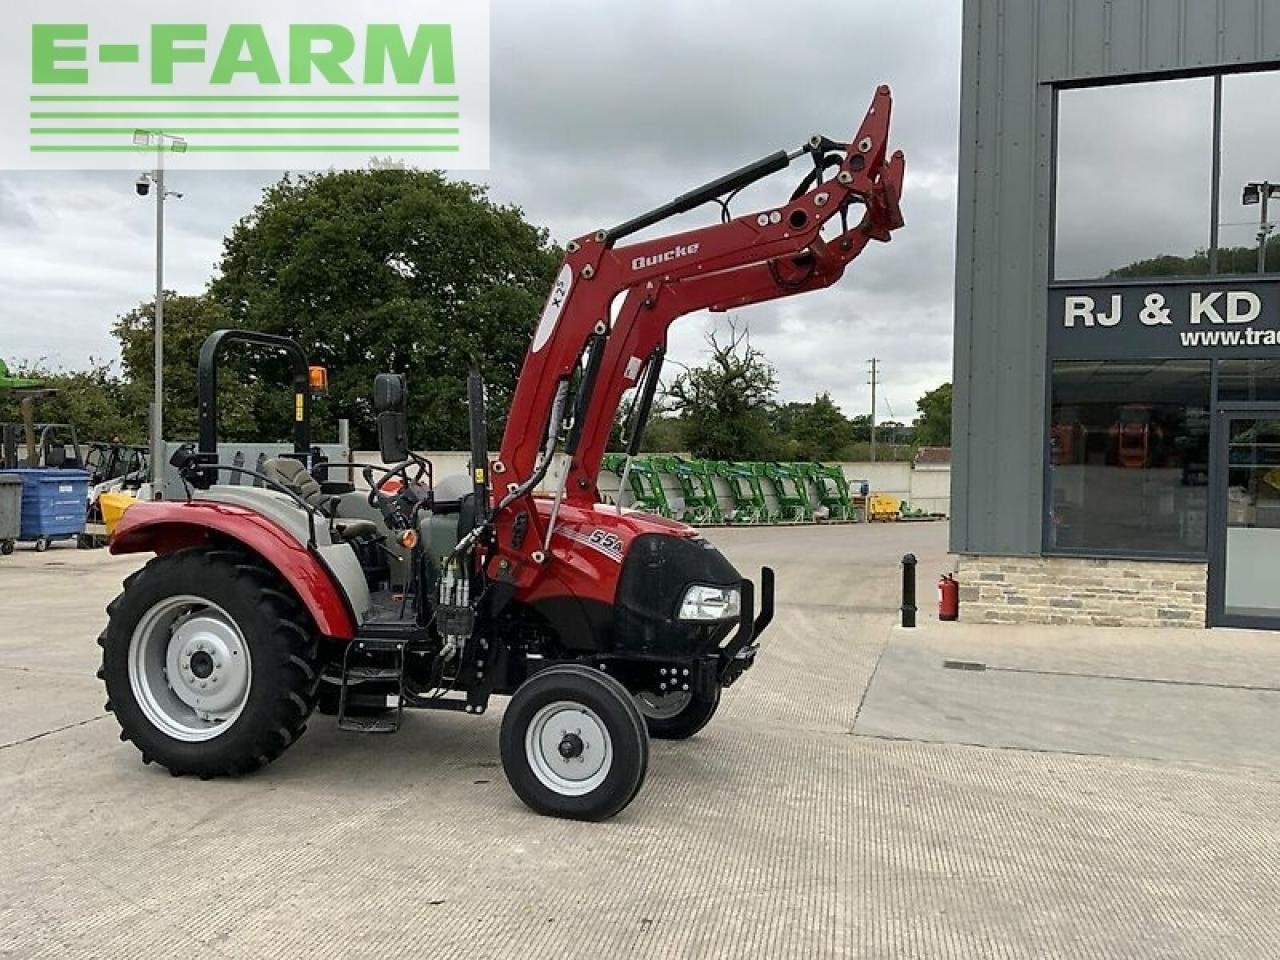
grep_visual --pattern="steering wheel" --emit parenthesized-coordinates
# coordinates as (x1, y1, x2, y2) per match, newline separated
(364, 458, 429, 532)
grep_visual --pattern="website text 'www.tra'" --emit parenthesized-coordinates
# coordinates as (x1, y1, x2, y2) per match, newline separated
(1179, 328, 1280, 347)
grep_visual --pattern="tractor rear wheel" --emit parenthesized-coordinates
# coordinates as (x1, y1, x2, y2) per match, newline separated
(500, 665, 649, 821)
(635, 684, 721, 740)
(99, 546, 322, 777)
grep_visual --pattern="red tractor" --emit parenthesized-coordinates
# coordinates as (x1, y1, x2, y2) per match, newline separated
(98, 88, 904, 820)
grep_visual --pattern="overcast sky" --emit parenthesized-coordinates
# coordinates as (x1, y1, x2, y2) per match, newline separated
(0, 0, 962, 423)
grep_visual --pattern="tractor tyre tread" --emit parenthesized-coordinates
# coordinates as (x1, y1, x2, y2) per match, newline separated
(639, 685, 721, 740)
(99, 546, 321, 778)
(500, 663, 649, 822)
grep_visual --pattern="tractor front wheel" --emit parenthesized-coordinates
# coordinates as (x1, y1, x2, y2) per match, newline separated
(635, 684, 721, 740)
(99, 547, 321, 777)
(500, 665, 649, 821)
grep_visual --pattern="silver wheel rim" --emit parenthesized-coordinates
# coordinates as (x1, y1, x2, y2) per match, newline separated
(636, 690, 692, 721)
(524, 701, 613, 796)
(128, 595, 252, 742)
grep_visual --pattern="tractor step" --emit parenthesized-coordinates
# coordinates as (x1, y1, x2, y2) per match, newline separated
(344, 665, 402, 682)
(337, 710, 402, 734)
(337, 635, 406, 734)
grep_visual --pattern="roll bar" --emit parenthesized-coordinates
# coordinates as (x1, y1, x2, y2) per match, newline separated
(197, 329, 312, 459)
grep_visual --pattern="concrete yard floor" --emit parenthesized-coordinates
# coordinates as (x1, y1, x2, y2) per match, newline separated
(2, 522, 1279, 958)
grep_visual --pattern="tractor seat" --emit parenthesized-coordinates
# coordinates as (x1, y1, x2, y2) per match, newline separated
(263, 457, 378, 542)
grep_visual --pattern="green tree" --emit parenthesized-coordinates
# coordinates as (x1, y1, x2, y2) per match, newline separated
(790, 393, 853, 461)
(112, 293, 263, 442)
(638, 414, 687, 453)
(847, 413, 872, 444)
(1106, 235, 1280, 278)
(913, 382, 952, 446)
(768, 401, 806, 460)
(0, 360, 136, 443)
(663, 324, 779, 460)
(209, 168, 562, 449)
(771, 393, 855, 460)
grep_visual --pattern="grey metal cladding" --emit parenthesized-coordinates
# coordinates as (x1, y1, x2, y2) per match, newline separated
(952, 0, 1280, 555)
(1039, 0, 1280, 82)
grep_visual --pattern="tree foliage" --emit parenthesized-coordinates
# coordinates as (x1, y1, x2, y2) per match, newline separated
(663, 324, 779, 461)
(0, 360, 137, 443)
(1106, 235, 1280, 279)
(209, 168, 562, 448)
(638, 414, 688, 453)
(913, 381, 952, 446)
(771, 393, 853, 460)
(112, 293, 268, 442)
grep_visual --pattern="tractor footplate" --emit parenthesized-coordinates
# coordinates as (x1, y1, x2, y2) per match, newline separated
(338, 637, 406, 734)
(338, 710, 401, 734)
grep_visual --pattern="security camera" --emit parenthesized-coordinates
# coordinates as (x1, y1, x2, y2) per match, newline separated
(135, 175, 151, 197)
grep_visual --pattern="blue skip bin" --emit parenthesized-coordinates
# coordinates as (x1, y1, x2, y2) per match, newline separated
(9, 469, 90, 551)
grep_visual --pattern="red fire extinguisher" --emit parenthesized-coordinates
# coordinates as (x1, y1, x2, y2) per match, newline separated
(939, 574, 959, 621)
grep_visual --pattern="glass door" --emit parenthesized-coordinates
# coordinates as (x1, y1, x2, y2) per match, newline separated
(1212, 414, 1280, 626)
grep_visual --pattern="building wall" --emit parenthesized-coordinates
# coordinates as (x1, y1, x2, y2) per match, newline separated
(952, 0, 1280, 557)
(956, 554, 1208, 628)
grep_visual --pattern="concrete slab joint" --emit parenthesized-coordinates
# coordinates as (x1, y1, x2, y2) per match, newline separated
(956, 555, 1208, 628)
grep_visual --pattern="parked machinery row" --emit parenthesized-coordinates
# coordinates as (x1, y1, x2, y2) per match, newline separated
(600, 454, 870, 525)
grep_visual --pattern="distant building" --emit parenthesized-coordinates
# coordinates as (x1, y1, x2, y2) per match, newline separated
(913, 447, 951, 470)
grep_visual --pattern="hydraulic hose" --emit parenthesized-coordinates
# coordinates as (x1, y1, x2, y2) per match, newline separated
(494, 378, 570, 514)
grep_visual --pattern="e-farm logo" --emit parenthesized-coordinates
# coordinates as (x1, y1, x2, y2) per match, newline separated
(0, 1, 490, 171)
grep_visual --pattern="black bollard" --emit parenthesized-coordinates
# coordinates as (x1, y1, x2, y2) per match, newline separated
(901, 553, 917, 628)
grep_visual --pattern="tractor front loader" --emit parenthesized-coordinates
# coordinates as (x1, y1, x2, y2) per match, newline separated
(97, 87, 904, 820)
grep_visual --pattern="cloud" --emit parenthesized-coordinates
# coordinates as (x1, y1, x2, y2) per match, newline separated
(0, 0, 961, 419)
(0, 170, 275, 370)
(0, 182, 35, 229)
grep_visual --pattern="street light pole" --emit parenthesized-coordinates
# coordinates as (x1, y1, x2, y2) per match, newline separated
(868, 358, 879, 463)
(152, 145, 166, 499)
(134, 130, 186, 500)
(1243, 180, 1280, 276)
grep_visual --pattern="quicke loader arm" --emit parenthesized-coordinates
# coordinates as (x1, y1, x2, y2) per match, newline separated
(493, 85, 904, 552)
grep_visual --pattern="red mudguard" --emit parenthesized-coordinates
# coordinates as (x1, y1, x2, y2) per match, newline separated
(110, 500, 357, 639)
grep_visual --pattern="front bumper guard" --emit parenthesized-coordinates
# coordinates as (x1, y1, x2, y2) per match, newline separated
(718, 566, 774, 685)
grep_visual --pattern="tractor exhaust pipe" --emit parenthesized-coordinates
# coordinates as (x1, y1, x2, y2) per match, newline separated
(468, 368, 489, 524)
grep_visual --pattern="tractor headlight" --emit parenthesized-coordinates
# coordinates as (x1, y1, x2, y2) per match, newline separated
(677, 583, 741, 621)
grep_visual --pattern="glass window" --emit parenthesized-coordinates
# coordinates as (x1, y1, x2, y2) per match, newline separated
(1054, 77, 1213, 281)
(1048, 360, 1211, 555)
(1216, 70, 1280, 276)
(1222, 417, 1280, 619)
(1217, 358, 1280, 403)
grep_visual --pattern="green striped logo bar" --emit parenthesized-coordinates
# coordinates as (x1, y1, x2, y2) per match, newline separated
(1, 2, 490, 170)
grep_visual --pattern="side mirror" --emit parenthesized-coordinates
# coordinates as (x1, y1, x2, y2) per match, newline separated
(373, 373, 409, 463)
(374, 373, 407, 414)
(377, 412, 409, 464)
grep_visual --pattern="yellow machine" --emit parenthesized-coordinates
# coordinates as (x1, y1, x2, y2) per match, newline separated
(867, 493, 901, 522)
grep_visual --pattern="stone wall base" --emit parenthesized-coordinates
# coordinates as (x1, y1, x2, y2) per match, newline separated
(955, 555, 1207, 628)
